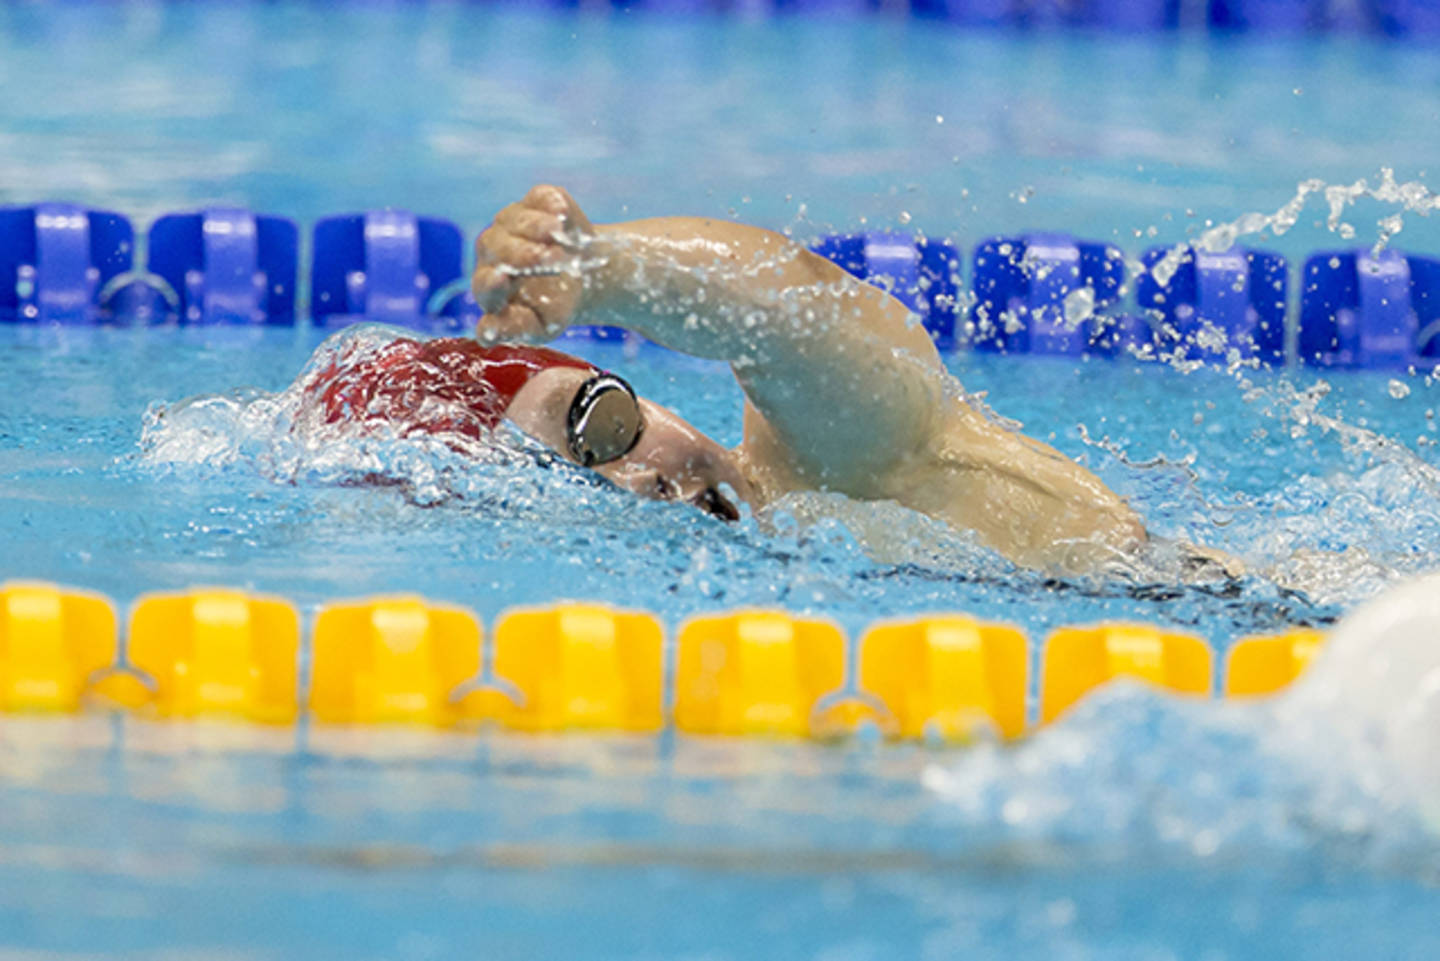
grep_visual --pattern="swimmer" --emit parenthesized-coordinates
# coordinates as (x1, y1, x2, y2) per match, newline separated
(298, 330, 753, 521)
(469, 185, 1239, 580)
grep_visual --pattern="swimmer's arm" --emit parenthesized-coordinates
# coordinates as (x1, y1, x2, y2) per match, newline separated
(472, 185, 947, 488)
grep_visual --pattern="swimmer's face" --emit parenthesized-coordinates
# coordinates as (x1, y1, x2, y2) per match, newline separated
(506, 366, 753, 521)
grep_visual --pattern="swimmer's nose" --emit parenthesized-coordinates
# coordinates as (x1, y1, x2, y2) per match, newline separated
(610, 466, 676, 502)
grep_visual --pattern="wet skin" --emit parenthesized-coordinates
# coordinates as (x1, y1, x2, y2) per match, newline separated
(473, 184, 1241, 579)
(506, 366, 753, 521)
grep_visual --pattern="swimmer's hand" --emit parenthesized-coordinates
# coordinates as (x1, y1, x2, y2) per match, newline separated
(471, 185, 598, 343)
(1178, 541, 1247, 581)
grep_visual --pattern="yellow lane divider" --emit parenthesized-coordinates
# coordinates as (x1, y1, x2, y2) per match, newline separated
(311, 595, 482, 725)
(1223, 628, 1328, 697)
(0, 580, 1330, 740)
(1041, 623, 1213, 723)
(858, 616, 1028, 740)
(0, 581, 115, 712)
(128, 588, 300, 723)
(490, 604, 664, 733)
(675, 611, 846, 737)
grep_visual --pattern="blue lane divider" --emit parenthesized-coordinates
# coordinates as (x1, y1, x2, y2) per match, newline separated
(311, 210, 465, 328)
(106, 207, 299, 324)
(0, 204, 132, 323)
(1373, 0, 1440, 35)
(1299, 248, 1440, 368)
(11, 196, 1440, 373)
(866, 0, 1178, 27)
(1089, 313, 1162, 357)
(611, 0, 1412, 32)
(1086, 0, 1179, 29)
(778, 0, 879, 11)
(144, 208, 298, 324)
(1137, 245, 1287, 365)
(1024, 0, 1177, 29)
(970, 233, 1124, 355)
(0, 0, 1413, 35)
(1209, 0, 1316, 31)
(912, 0, 1013, 25)
(811, 232, 962, 349)
(1417, 255, 1440, 357)
(598, 0, 1433, 33)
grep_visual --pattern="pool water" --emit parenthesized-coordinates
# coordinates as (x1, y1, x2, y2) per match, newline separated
(4, 1, 1440, 257)
(3, 1, 1440, 957)
(8, 321, 1436, 635)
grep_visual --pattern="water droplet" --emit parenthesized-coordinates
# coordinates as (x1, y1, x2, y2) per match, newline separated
(1063, 286, 1095, 326)
(1389, 379, 1411, 399)
(898, 211, 912, 225)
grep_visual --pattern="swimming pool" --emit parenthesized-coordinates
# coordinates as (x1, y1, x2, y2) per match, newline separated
(4, 1, 1440, 956)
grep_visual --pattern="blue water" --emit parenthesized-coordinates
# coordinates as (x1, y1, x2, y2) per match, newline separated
(4, 2, 1440, 257)
(10, 320, 1429, 638)
(4, 2, 1440, 957)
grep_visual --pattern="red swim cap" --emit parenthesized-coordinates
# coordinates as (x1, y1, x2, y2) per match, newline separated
(304, 335, 595, 442)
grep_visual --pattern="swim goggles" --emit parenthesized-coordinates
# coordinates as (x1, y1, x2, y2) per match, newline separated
(566, 373, 645, 467)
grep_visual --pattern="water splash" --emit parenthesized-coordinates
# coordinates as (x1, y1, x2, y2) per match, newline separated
(1068, 369, 1440, 606)
(140, 324, 577, 510)
(925, 574, 1440, 876)
(1146, 168, 1440, 290)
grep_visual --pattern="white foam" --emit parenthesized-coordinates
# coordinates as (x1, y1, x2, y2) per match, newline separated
(924, 575, 1440, 865)
(1276, 573, 1440, 832)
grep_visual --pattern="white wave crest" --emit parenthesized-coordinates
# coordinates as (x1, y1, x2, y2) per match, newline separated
(924, 574, 1440, 871)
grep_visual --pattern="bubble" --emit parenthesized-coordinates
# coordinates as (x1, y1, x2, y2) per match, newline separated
(1063, 286, 1095, 326)
(1389, 379, 1411, 400)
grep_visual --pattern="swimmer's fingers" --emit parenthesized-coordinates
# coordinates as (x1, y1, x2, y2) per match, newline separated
(521, 184, 593, 238)
(472, 185, 594, 336)
(473, 277, 578, 344)
(472, 259, 583, 324)
(512, 276, 581, 337)
(475, 302, 545, 345)
(496, 206, 566, 246)
(471, 263, 513, 315)
(477, 221, 560, 272)
(473, 225, 567, 315)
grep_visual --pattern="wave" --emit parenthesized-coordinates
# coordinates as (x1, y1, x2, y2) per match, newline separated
(924, 574, 1440, 875)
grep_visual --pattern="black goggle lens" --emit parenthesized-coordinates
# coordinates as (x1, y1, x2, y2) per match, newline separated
(566, 374, 644, 467)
